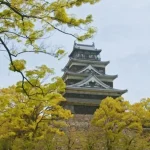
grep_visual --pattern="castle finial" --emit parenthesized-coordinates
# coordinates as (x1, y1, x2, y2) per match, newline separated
(92, 42, 95, 47)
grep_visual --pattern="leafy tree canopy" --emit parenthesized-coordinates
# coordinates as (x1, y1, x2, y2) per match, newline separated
(0, 65, 72, 144)
(131, 98, 150, 128)
(92, 97, 143, 150)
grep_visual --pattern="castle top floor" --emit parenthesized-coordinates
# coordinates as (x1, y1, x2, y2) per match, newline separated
(69, 42, 102, 61)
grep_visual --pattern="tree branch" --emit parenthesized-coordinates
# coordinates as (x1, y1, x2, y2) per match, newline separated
(0, 37, 45, 97)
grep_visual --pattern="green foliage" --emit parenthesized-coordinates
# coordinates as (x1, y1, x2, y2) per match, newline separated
(56, 49, 66, 58)
(25, 65, 54, 79)
(0, 0, 100, 59)
(9, 59, 26, 71)
(1, 94, 150, 149)
(92, 97, 144, 150)
(0, 65, 73, 149)
(131, 98, 150, 127)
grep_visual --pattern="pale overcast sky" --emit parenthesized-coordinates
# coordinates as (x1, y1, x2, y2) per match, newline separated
(0, 0, 150, 103)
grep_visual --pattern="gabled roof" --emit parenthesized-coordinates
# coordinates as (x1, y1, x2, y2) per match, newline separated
(66, 74, 128, 95)
(77, 65, 102, 75)
(67, 75, 110, 89)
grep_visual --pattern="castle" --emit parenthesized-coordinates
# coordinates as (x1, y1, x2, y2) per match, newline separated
(61, 42, 127, 114)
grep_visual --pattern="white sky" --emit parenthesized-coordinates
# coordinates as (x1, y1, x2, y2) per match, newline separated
(0, 0, 150, 103)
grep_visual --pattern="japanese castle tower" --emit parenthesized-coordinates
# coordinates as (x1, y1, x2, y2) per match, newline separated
(62, 42, 127, 114)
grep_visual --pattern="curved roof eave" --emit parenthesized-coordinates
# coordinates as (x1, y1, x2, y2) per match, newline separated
(66, 86, 128, 94)
(62, 58, 110, 70)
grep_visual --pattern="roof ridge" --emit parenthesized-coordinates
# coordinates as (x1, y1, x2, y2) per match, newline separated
(74, 41, 95, 47)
